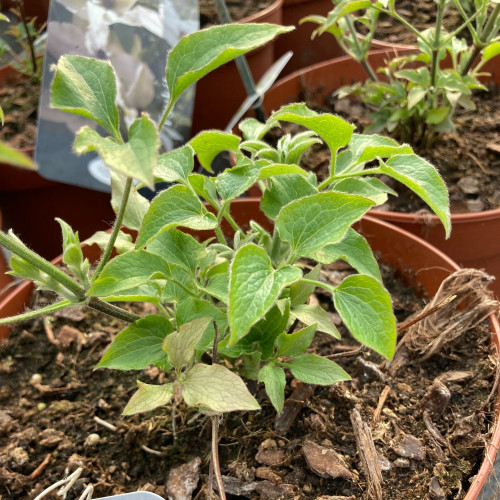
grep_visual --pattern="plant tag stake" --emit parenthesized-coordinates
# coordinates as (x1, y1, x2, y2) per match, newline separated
(35, 0, 199, 191)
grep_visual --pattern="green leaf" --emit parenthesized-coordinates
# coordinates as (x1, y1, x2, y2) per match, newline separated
(333, 177, 396, 205)
(87, 251, 170, 296)
(425, 107, 450, 125)
(203, 272, 229, 304)
(74, 114, 158, 188)
(51, 55, 120, 139)
(163, 317, 212, 371)
(258, 364, 286, 412)
(287, 354, 350, 385)
(407, 87, 427, 109)
(155, 145, 194, 184)
(332, 274, 396, 359)
(110, 171, 149, 232)
(215, 164, 259, 201)
(229, 245, 301, 345)
(482, 41, 500, 63)
(147, 229, 205, 276)
(276, 324, 316, 358)
(0, 141, 36, 168)
(181, 364, 260, 412)
(257, 163, 307, 180)
(123, 381, 174, 416)
(261, 174, 318, 220)
(348, 134, 413, 167)
(188, 174, 219, 206)
(290, 264, 320, 307)
(137, 185, 217, 247)
(96, 315, 173, 370)
(189, 131, 240, 172)
(166, 23, 293, 110)
(380, 155, 450, 237)
(291, 304, 339, 338)
(239, 117, 278, 141)
(310, 228, 382, 281)
(269, 103, 354, 159)
(84, 230, 134, 255)
(276, 192, 374, 257)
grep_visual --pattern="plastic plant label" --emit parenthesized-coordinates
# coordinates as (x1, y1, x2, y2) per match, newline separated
(96, 493, 165, 500)
(36, 0, 199, 191)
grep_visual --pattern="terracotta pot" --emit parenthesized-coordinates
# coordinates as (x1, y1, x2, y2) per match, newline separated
(0, 199, 499, 497)
(190, 0, 283, 137)
(261, 51, 500, 297)
(0, 207, 13, 301)
(274, 0, 344, 76)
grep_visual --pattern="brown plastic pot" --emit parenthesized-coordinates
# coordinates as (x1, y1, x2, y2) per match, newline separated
(0, 199, 499, 497)
(190, 0, 283, 137)
(274, 0, 344, 76)
(261, 51, 500, 297)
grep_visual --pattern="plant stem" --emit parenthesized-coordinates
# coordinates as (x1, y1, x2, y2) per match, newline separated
(17, 0, 37, 77)
(0, 231, 86, 301)
(91, 177, 133, 283)
(317, 167, 383, 190)
(298, 277, 334, 293)
(430, 0, 446, 91)
(0, 299, 74, 326)
(345, 16, 378, 82)
(158, 101, 174, 133)
(87, 297, 141, 323)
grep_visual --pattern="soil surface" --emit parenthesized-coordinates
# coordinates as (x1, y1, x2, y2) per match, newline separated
(200, 0, 276, 27)
(0, 263, 496, 499)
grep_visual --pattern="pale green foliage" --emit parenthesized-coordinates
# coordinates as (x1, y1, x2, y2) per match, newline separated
(1, 21, 451, 418)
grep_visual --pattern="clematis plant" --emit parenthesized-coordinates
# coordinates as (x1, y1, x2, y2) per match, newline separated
(0, 19, 449, 497)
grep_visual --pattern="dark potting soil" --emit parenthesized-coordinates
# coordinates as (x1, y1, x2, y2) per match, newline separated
(199, 0, 276, 27)
(276, 82, 500, 214)
(0, 264, 496, 499)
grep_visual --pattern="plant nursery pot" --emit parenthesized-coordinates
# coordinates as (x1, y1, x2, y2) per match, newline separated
(274, 0, 344, 76)
(190, 0, 283, 137)
(0, 200, 499, 497)
(261, 51, 500, 297)
(0, 207, 13, 300)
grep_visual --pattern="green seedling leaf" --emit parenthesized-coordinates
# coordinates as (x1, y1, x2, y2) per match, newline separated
(189, 131, 240, 172)
(163, 317, 212, 371)
(257, 163, 307, 180)
(407, 87, 427, 109)
(166, 23, 293, 111)
(88, 250, 171, 296)
(203, 272, 229, 304)
(51, 55, 120, 139)
(276, 192, 374, 257)
(147, 229, 206, 276)
(287, 354, 351, 385)
(137, 185, 217, 247)
(275, 324, 316, 358)
(348, 134, 414, 167)
(482, 41, 500, 63)
(425, 107, 450, 125)
(74, 114, 158, 188)
(380, 155, 450, 237)
(269, 104, 354, 160)
(291, 304, 339, 338)
(188, 174, 219, 207)
(215, 164, 259, 201)
(310, 228, 382, 281)
(333, 177, 396, 205)
(290, 264, 321, 307)
(181, 363, 260, 412)
(239, 117, 278, 141)
(333, 274, 396, 359)
(258, 364, 286, 412)
(84, 230, 134, 255)
(229, 245, 301, 345)
(110, 171, 149, 232)
(261, 174, 318, 220)
(155, 145, 194, 184)
(123, 381, 174, 416)
(0, 141, 36, 169)
(97, 315, 173, 370)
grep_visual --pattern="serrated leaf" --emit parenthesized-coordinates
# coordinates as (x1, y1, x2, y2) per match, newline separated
(229, 245, 301, 345)
(147, 229, 205, 276)
(189, 131, 240, 172)
(96, 315, 173, 370)
(276, 192, 374, 257)
(137, 185, 217, 247)
(269, 104, 354, 161)
(290, 304, 339, 338)
(276, 324, 316, 358)
(163, 317, 212, 371)
(181, 364, 260, 412)
(74, 114, 158, 187)
(51, 55, 120, 139)
(155, 145, 194, 184)
(123, 381, 174, 415)
(166, 23, 293, 110)
(215, 164, 259, 201)
(87, 251, 170, 296)
(332, 274, 396, 359)
(261, 174, 318, 220)
(258, 364, 286, 412)
(310, 228, 382, 281)
(287, 354, 350, 385)
(380, 155, 450, 237)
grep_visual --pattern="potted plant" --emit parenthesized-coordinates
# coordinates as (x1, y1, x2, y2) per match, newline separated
(259, 0, 500, 295)
(0, 18, 498, 500)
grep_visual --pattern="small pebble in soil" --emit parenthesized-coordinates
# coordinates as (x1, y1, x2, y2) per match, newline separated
(10, 446, 29, 466)
(255, 480, 295, 500)
(458, 176, 480, 195)
(166, 456, 201, 500)
(256, 438, 285, 466)
(429, 476, 446, 500)
(84, 433, 101, 447)
(30, 373, 42, 384)
(421, 379, 451, 416)
(393, 457, 411, 468)
(302, 441, 352, 480)
(394, 435, 426, 461)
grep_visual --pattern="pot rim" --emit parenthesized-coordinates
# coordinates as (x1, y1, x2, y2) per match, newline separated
(238, 0, 283, 24)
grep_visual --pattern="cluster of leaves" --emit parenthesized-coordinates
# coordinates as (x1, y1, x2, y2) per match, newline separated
(303, 0, 500, 146)
(0, 22, 450, 418)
